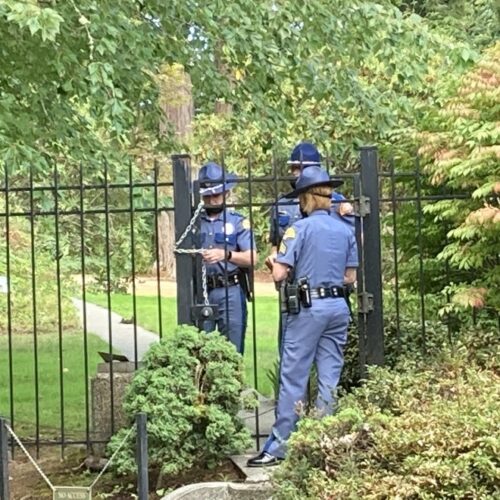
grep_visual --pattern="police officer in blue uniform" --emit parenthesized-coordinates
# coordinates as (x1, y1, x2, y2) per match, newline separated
(198, 162, 257, 354)
(267, 142, 354, 269)
(248, 165, 358, 467)
(267, 142, 355, 348)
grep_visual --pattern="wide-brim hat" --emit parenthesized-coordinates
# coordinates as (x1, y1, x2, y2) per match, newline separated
(287, 142, 322, 167)
(285, 165, 343, 198)
(198, 162, 237, 196)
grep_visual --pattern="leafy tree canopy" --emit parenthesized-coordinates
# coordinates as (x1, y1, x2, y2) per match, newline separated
(1, 0, 489, 171)
(418, 42, 500, 311)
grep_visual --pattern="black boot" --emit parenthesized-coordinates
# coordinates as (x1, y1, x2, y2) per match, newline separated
(247, 451, 283, 467)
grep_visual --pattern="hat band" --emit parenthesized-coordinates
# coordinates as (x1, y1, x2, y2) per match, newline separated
(287, 160, 321, 165)
(200, 183, 224, 196)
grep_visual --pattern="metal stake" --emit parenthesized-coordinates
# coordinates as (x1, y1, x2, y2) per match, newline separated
(0, 418, 9, 500)
(136, 413, 149, 500)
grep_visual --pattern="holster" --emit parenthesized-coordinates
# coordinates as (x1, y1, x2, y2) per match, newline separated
(239, 269, 253, 302)
(284, 282, 301, 315)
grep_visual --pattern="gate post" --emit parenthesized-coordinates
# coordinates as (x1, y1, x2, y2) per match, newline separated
(358, 146, 384, 366)
(0, 418, 9, 500)
(136, 413, 149, 500)
(172, 154, 194, 325)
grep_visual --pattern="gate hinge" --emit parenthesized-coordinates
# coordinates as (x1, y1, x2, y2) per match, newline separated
(354, 195, 371, 217)
(357, 292, 374, 314)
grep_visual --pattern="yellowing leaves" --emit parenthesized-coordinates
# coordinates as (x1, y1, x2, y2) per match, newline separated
(452, 287, 487, 309)
(234, 68, 245, 81)
(466, 205, 500, 225)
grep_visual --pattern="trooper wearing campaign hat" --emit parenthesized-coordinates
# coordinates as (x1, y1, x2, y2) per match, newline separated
(267, 143, 355, 352)
(248, 165, 358, 467)
(267, 142, 354, 270)
(198, 162, 257, 354)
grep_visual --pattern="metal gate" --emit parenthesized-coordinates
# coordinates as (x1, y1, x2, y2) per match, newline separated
(172, 146, 384, 390)
(2, 144, 479, 456)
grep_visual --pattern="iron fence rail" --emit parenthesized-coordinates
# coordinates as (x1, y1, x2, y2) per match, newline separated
(0, 147, 487, 457)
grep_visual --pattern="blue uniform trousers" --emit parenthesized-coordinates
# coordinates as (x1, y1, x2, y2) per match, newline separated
(264, 298, 349, 458)
(203, 284, 247, 354)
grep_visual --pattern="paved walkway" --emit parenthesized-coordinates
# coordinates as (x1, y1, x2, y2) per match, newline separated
(72, 298, 159, 362)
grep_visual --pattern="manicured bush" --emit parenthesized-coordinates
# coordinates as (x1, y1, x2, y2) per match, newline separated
(109, 325, 252, 477)
(273, 329, 499, 499)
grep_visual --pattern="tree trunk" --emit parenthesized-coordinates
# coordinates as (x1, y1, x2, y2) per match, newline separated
(156, 64, 194, 279)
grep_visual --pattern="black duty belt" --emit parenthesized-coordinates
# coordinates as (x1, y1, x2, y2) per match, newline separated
(310, 286, 345, 299)
(207, 274, 240, 289)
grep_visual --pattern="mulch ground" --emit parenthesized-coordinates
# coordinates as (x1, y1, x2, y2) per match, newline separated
(8, 445, 242, 499)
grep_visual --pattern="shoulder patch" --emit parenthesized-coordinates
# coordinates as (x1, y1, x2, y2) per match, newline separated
(279, 240, 287, 254)
(241, 218, 251, 230)
(283, 226, 296, 240)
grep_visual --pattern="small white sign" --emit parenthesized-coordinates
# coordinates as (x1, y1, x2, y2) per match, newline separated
(53, 486, 91, 500)
(0, 276, 8, 294)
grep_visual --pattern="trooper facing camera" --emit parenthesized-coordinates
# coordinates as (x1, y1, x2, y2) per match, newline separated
(197, 162, 257, 354)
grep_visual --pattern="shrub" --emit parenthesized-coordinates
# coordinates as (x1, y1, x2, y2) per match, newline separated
(273, 328, 500, 499)
(108, 325, 252, 478)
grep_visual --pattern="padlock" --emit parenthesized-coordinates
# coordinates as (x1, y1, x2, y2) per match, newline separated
(200, 306, 214, 319)
(191, 304, 218, 322)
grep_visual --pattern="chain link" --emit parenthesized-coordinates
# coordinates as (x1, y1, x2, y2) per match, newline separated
(201, 262, 209, 306)
(174, 199, 205, 250)
(173, 199, 209, 305)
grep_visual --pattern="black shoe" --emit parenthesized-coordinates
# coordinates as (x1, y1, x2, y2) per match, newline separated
(247, 451, 283, 467)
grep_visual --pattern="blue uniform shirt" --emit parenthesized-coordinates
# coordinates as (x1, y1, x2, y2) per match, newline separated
(200, 209, 255, 276)
(269, 197, 302, 246)
(276, 209, 358, 287)
(270, 192, 354, 246)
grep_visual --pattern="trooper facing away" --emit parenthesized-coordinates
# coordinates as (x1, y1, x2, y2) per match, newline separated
(267, 142, 355, 349)
(248, 165, 358, 467)
(198, 162, 257, 354)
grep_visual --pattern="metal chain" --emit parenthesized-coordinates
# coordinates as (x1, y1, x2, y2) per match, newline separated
(173, 199, 209, 305)
(5, 423, 55, 492)
(174, 199, 205, 251)
(201, 262, 209, 306)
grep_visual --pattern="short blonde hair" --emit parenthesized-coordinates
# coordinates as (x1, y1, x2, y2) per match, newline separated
(299, 186, 332, 215)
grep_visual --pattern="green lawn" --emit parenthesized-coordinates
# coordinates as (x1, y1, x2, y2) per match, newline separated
(86, 293, 280, 397)
(0, 332, 110, 438)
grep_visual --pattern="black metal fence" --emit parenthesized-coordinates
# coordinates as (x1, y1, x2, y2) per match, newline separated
(1, 145, 487, 458)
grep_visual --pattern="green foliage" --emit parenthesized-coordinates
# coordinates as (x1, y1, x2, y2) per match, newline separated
(395, 0, 500, 47)
(0, 219, 79, 334)
(191, 1, 478, 169)
(2, 0, 484, 167)
(273, 328, 500, 499)
(2, 0, 496, 281)
(418, 42, 500, 311)
(109, 325, 252, 476)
